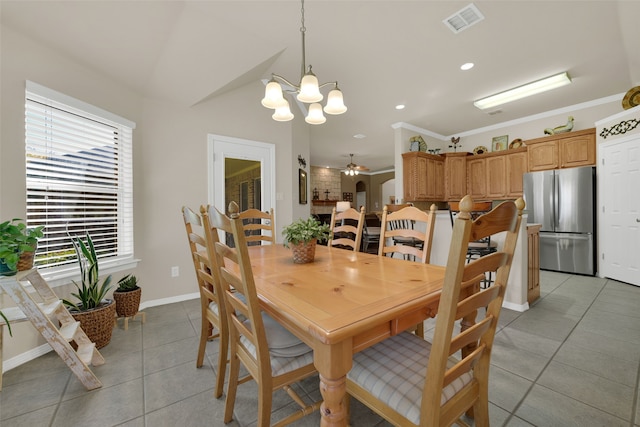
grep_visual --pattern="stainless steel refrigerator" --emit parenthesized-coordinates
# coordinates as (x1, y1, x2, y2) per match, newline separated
(523, 166, 596, 275)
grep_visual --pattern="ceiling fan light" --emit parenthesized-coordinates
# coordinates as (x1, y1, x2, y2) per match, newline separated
(261, 80, 284, 109)
(297, 69, 323, 103)
(323, 87, 347, 115)
(305, 103, 326, 124)
(272, 100, 294, 121)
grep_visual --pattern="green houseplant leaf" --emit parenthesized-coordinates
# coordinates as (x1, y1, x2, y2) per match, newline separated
(282, 217, 330, 248)
(62, 233, 113, 311)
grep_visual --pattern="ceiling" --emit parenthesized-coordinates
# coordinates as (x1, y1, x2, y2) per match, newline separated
(2, 1, 639, 172)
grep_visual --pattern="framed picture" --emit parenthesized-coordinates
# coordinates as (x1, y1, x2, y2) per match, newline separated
(298, 168, 307, 204)
(492, 135, 508, 152)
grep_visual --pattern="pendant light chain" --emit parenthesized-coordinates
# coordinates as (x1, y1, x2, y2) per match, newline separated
(300, 0, 307, 79)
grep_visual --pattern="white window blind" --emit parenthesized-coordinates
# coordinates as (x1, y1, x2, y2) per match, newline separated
(25, 83, 134, 272)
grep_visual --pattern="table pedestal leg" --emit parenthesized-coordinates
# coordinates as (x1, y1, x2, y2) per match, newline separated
(319, 374, 347, 426)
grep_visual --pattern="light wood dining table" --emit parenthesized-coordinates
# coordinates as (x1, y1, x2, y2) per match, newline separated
(246, 243, 447, 427)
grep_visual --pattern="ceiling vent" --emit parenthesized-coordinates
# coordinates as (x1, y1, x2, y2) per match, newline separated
(443, 4, 484, 34)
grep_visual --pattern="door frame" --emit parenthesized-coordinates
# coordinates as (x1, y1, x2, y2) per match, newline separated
(208, 133, 276, 221)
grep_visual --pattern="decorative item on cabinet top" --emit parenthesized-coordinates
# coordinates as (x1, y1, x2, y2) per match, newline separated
(409, 135, 427, 152)
(544, 116, 574, 135)
(622, 85, 640, 110)
(509, 138, 525, 149)
(473, 146, 488, 155)
(449, 136, 461, 152)
(491, 135, 508, 152)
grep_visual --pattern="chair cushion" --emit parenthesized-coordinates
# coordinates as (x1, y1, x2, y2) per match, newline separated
(348, 331, 473, 425)
(241, 313, 312, 358)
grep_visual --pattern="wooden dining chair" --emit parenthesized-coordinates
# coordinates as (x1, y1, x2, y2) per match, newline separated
(203, 202, 322, 427)
(449, 201, 498, 287)
(346, 196, 525, 427)
(327, 205, 365, 251)
(238, 208, 276, 245)
(379, 204, 438, 263)
(181, 206, 227, 398)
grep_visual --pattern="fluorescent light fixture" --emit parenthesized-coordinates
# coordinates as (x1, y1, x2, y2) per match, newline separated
(473, 72, 571, 110)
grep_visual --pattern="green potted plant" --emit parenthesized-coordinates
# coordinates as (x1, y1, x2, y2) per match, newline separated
(62, 233, 115, 348)
(0, 219, 43, 276)
(282, 217, 330, 264)
(113, 274, 141, 318)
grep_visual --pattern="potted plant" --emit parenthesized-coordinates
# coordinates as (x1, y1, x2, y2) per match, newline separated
(0, 219, 43, 276)
(113, 274, 141, 318)
(282, 217, 330, 264)
(62, 233, 115, 348)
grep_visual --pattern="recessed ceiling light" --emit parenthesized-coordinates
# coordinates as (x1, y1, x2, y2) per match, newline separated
(395, 104, 405, 110)
(353, 134, 366, 139)
(460, 62, 474, 71)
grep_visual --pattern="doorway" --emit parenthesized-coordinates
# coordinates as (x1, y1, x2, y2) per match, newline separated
(208, 134, 276, 235)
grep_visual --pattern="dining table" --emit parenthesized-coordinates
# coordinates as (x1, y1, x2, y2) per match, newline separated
(246, 243, 447, 427)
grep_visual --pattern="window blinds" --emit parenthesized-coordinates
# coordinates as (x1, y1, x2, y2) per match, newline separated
(25, 89, 134, 269)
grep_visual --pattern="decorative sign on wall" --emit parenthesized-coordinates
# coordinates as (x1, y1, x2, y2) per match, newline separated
(342, 192, 353, 202)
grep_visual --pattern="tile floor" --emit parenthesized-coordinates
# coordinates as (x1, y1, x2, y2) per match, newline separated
(1, 270, 639, 426)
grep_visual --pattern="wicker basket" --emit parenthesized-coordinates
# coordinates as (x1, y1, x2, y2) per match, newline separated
(290, 239, 317, 264)
(17, 250, 36, 271)
(113, 287, 141, 317)
(70, 300, 116, 349)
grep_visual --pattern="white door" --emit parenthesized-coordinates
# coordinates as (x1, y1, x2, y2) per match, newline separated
(208, 134, 276, 219)
(599, 135, 640, 286)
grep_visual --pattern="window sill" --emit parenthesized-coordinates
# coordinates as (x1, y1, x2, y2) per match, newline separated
(38, 258, 141, 289)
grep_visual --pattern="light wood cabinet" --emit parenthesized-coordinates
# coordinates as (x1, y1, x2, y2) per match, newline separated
(466, 157, 486, 200)
(444, 153, 468, 201)
(486, 156, 507, 199)
(402, 152, 444, 202)
(506, 149, 528, 198)
(526, 128, 595, 171)
(527, 224, 541, 304)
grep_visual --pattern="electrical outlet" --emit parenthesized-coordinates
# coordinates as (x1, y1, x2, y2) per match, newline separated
(171, 266, 179, 277)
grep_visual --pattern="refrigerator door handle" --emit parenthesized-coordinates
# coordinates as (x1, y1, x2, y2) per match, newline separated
(553, 173, 559, 229)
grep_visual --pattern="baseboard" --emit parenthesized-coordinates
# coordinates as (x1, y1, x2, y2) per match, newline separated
(3, 292, 200, 373)
(502, 300, 529, 312)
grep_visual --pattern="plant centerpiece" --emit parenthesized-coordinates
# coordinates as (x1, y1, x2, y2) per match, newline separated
(282, 217, 330, 264)
(62, 233, 115, 348)
(113, 274, 141, 318)
(0, 219, 44, 276)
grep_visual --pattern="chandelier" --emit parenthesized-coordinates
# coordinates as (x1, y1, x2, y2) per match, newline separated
(261, 0, 347, 124)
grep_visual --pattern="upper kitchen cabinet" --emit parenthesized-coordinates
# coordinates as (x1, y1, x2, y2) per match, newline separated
(506, 148, 528, 198)
(527, 128, 595, 171)
(402, 152, 444, 202)
(444, 153, 469, 202)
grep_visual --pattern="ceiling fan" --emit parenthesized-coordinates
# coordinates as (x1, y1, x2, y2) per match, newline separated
(344, 153, 369, 176)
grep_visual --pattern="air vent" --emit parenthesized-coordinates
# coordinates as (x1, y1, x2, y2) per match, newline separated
(443, 3, 484, 34)
(488, 109, 502, 116)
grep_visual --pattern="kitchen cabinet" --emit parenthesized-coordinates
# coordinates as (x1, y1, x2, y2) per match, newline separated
(486, 156, 507, 199)
(506, 149, 528, 198)
(526, 128, 595, 171)
(527, 224, 541, 304)
(466, 157, 486, 200)
(402, 152, 444, 202)
(444, 153, 468, 201)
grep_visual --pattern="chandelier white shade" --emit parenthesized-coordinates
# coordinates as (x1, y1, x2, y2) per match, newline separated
(262, 0, 346, 124)
(473, 72, 571, 110)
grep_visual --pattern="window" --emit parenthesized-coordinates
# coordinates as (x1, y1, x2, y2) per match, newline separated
(25, 81, 135, 274)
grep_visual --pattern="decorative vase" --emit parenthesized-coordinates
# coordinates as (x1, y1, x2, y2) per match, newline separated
(17, 249, 36, 271)
(0, 259, 16, 276)
(113, 287, 142, 317)
(290, 239, 317, 264)
(70, 299, 116, 349)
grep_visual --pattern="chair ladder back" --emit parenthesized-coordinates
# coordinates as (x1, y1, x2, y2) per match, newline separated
(238, 208, 276, 245)
(378, 204, 437, 263)
(420, 196, 524, 427)
(328, 206, 365, 251)
(207, 203, 273, 372)
(206, 202, 321, 426)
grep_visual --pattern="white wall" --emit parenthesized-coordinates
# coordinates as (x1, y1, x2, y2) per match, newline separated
(0, 24, 305, 363)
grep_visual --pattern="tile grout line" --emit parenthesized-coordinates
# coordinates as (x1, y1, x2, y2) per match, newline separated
(501, 274, 608, 426)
